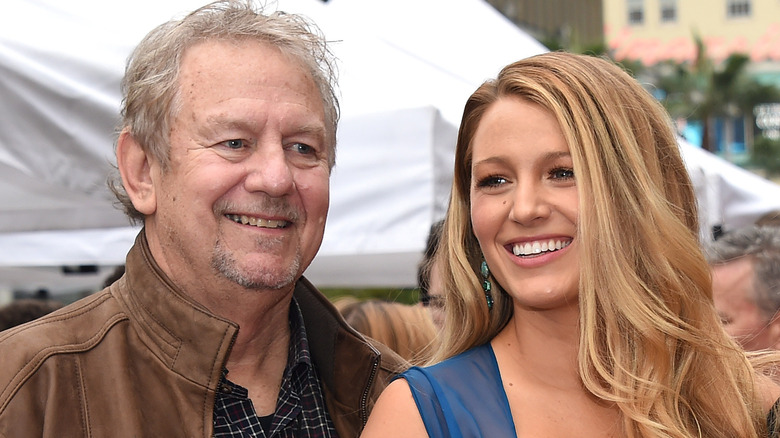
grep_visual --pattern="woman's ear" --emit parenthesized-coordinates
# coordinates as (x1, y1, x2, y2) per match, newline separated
(116, 129, 157, 216)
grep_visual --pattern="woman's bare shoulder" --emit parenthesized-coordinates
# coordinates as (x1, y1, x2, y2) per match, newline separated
(361, 378, 429, 437)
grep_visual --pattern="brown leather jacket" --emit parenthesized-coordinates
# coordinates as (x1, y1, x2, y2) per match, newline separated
(0, 231, 406, 437)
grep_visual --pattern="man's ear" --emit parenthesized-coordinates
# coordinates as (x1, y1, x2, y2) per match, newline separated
(116, 129, 157, 215)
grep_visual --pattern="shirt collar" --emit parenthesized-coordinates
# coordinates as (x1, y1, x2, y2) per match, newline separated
(286, 297, 313, 375)
(220, 297, 313, 385)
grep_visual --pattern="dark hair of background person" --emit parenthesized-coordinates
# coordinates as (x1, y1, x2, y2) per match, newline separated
(0, 299, 64, 332)
(334, 297, 437, 365)
(417, 220, 444, 306)
(102, 265, 126, 289)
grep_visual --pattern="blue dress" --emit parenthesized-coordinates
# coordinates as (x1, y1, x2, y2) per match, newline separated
(401, 343, 517, 438)
(403, 345, 780, 437)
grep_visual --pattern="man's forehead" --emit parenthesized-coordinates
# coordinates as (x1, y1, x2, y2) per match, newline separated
(712, 257, 755, 279)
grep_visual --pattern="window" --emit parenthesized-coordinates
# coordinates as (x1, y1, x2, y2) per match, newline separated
(660, 0, 677, 22)
(628, 0, 644, 25)
(727, 0, 751, 18)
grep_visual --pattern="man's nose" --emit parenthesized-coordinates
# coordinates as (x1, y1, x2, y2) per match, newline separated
(243, 143, 295, 197)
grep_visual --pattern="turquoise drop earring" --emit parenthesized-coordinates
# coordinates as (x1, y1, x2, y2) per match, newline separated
(481, 260, 493, 310)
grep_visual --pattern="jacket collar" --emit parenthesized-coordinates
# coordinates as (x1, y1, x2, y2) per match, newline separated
(115, 229, 238, 391)
(294, 278, 382, 417)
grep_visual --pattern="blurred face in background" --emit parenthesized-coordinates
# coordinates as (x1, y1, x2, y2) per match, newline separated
(712, 257, 779, 351)
(424, 258, 446, 329)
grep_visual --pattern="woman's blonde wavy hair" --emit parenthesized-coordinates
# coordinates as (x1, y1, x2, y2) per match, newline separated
(434, 51, 773, 437)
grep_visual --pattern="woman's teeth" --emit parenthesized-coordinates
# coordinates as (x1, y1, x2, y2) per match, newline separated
(512, 239, 571, 256)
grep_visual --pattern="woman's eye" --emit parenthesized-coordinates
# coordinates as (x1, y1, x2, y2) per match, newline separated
(476, 175, 507, 188)
(550, 168, 574, 180)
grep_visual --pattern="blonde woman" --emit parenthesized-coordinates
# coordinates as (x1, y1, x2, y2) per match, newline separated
(362, 52, 780, 437)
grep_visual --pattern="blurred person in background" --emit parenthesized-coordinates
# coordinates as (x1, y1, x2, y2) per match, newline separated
(0, 299, 63, 332)
(101, 264, 125, 289)
(417, 220, 446, 328)
(707, 225, 780, 351)
(335, 297, 438, 365)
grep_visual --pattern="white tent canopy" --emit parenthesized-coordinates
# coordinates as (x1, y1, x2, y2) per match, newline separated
(682, 138, 780, 237)
(1, 0, 779, 295)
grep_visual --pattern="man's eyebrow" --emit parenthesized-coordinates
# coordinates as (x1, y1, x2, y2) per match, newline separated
(294, 123, 327, 139)
(205, 116, 257, 131)
(204, 116, 326, 138)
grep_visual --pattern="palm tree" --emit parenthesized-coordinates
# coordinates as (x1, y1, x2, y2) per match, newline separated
(651, 35, 780, 153)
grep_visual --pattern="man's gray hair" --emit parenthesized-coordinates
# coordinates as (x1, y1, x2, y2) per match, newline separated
(706, 225, 780, 317)
(109, 0, 339, 223)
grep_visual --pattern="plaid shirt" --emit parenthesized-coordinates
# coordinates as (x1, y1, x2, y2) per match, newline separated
(213, 299, 338, 438)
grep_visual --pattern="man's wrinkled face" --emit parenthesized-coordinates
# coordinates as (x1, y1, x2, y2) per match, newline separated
(145, 39, 330, 294)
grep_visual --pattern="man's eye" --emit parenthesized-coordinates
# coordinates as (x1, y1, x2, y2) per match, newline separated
(222, 139, 245, 149)
(290, 143, 314, 155)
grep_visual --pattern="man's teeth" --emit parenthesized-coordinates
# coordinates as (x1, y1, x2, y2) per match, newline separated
(225, 214, 287, 229)
(512, 239, 571, 256)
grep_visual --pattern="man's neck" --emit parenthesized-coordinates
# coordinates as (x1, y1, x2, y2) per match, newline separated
(224, 294, 294, 416)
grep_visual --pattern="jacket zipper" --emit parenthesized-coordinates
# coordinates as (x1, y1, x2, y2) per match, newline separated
(359, 347, 381, 426)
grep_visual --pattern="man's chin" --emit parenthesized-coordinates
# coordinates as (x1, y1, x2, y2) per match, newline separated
(212, 254, 301, 291)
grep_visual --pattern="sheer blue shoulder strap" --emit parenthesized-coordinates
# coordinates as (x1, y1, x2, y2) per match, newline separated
(400, 344, 516, 438)
(402, 367, 459, 438)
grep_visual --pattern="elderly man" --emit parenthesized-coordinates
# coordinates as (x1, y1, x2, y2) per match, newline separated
(707, 225, 780, 351)
(0, 1, 404, 437)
